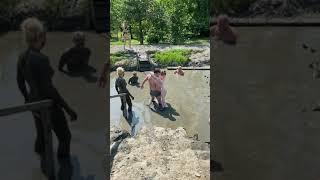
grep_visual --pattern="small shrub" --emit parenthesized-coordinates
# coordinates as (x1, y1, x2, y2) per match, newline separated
(154, 49, 191, 66)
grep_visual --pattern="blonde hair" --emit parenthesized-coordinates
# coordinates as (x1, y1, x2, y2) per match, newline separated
(116, 67, 125, 77)
(20, 17, 45, 45)
(73, 31, 85, 45)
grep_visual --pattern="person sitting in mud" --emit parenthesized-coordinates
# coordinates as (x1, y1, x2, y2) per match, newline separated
(211, 15, 237, 44)
(58, 31, 91, 73)
(128, 72, 139, 86)
(115, 67, 134, 112)
(141, 68, 164, 110)
(174, 66, 184, 76)
(17, 18, 77, 162)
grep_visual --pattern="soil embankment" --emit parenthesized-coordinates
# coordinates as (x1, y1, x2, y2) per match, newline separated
(110, 126, 210, 180)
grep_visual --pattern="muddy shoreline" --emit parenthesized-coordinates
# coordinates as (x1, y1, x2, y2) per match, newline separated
(110, 126, 210, 180)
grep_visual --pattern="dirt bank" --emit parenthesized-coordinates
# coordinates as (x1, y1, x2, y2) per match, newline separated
(110, 44, 210, 70)
(110, 126, 210, 180)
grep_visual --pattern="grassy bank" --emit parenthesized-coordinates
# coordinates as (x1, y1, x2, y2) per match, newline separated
(152, 49, 192, 66)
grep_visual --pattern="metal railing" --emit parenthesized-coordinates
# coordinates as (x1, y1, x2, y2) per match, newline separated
(0, 100, 56, 180)
(110, 93, 128, 118)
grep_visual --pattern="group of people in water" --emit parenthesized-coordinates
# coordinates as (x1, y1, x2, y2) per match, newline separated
(115, 66, 184, 112)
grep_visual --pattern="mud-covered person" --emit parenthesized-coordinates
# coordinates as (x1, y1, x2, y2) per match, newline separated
(97, 60, 110, 88)
(211, 15, 237, 44)
(141, 68, 164, 110)
(128, 72, 139, 86)
(115, 67, 134, 112)
(58, 31, 91, 73)
(17, 18, 77, 160)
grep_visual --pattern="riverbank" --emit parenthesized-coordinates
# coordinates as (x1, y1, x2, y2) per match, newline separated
(110, 44, 210, 71)
(110, 126, 210, 180)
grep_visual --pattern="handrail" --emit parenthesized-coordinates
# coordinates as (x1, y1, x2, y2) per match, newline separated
(0, 100, 52, 116)
(0, 99, 55, 180)
(110, 93, 128, 118)
(110, 93, 127, 99)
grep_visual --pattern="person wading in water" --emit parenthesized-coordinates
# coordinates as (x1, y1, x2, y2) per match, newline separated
(17, 18, 77, 164)
(211, 15, 237, 44)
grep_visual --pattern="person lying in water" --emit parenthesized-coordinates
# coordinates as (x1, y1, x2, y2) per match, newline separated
(174, 66, 184, 76)
(141, 68, 164, 110)
(58, 31, 91, 73)
(128, 72, 139, 86)
(115, 67, 134, 112)
(211, 15, 237, 44)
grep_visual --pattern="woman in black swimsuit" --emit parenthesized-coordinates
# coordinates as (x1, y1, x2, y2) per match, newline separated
(17, 18, 77, 160)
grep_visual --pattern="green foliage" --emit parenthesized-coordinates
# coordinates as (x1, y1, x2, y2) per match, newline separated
(110, 51, 131, 65)
(212, 0, 256, 15)
(153, 49, 191, 66)
(111, 0, 209, 45)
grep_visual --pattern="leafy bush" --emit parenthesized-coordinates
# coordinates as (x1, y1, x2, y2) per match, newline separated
(154, 49, 191, 66)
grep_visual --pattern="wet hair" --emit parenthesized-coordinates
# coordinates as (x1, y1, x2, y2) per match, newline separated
(73, 31, 85, 45)
(154, 68, 161, 74)
(21, 17, 45, 45)
(161, 70, 166, 76)
(133, 72, 137, 75)
(116, 67, 125, 77)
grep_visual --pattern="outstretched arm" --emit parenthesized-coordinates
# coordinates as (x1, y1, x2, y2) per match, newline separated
(58, 50, 69, 71)
(140, 75, 149, 89)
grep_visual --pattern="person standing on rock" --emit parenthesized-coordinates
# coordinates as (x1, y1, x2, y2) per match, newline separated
(141, 68, 164, 110)
(122, 22, 131, 50)
(115, 67, 134, 112)
(17, 18, 77, 161)
(211, 15, 237, 44)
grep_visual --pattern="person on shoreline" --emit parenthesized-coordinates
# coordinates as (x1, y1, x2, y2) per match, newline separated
(174, 66, 184, 76)
(17, 18, 77, 162)
(115, 67, 134, 112)
(122, 22, 131, 50)
(211, 15, 237, 44)
(141, 68, 164, 110)
(128, 72, 139, 86)
(58, 31, 91, 73)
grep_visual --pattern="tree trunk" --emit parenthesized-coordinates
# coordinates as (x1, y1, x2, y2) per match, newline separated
(139, 20, 144, 45)
(129, 25, 133, 39)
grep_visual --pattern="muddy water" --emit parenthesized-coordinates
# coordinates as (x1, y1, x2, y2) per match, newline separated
(213, 27, 320, 180)
(110, 70, 210, 142)
(0, 32, 106, 180)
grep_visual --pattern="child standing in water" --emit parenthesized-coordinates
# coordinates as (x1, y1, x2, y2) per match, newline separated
(160, 71, 167, 108)
(115, 67, 134, 112)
